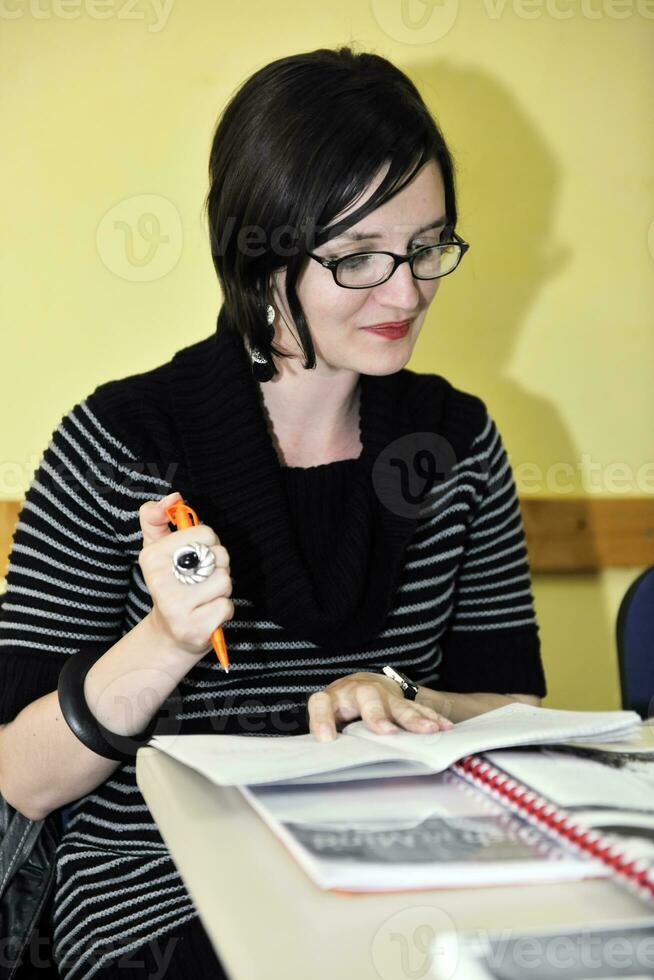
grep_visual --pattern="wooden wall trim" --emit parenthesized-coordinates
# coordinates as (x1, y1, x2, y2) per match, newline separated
(2, 498, 653, 579)
(519, 497, 654, 572)
(1, 501, 21, 580)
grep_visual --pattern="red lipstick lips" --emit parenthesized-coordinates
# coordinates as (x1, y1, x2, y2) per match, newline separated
(361, 319, 412, 339)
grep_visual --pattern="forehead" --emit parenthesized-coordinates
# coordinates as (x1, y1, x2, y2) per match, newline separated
(327, 160, 446, 244)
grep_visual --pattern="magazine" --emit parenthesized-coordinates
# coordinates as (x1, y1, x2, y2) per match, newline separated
(238, 768, 610, 892)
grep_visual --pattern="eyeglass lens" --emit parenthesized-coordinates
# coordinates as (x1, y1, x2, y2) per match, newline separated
(336, 244, 462, 288)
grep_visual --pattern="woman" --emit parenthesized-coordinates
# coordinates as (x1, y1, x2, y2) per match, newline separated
(0, 46, 546, 979)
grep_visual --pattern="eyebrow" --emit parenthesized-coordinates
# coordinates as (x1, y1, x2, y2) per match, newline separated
(330, 215, 449, 244)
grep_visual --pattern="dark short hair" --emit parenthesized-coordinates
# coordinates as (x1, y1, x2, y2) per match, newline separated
(204, 45, 458, 376)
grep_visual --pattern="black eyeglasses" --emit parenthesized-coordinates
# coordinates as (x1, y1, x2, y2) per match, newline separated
(305, 231, 470, 289)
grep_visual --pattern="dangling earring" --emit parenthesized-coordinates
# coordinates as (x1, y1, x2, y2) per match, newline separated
(249, 304, 276, 382)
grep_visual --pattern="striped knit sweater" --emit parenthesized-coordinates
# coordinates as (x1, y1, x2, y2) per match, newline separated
(0, 313, 546, 979)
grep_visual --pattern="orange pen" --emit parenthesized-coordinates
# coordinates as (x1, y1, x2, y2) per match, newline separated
(165, 500, 231, 673)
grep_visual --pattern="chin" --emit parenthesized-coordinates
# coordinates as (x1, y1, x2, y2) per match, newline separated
(358, 348, 413, 377)
(359, 335, 414, 373)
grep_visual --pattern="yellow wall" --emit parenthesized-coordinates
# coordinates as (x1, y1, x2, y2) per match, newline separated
(2, 2, 652, 710)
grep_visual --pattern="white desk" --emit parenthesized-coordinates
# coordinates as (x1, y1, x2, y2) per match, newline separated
(136, 747, 653, 980)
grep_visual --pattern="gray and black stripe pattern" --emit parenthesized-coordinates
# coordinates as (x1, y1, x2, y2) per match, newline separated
(0, 367, 544, 979)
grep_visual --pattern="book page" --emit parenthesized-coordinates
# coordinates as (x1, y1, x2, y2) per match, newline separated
(147, 731, 423, 786)
(483, 748, 654, 810)
(344, 703, 641, 773)
(556, 725, 654, 753)
(148, 703, 641, 787)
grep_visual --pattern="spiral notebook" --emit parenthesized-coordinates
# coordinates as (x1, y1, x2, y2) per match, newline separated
(452, 747, 654, 902)
(238, 742, 654, 898)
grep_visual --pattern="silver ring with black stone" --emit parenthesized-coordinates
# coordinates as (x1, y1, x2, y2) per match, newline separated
(171, 543, 216, 585)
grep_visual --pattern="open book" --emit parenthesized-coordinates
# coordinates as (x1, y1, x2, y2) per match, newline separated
(148, 703, 641, 787)
(147, 704, 648, 895)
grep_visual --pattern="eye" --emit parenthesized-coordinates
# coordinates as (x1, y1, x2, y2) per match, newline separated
(411, 226, 451, 250)
(339, 253, 376, 269)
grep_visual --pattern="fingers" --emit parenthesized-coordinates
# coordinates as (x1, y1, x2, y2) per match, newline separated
(141, 546, 232, 609)
(137, 493, 234, 657)
(307, 682, 455, 742)
(139, 492, 229, 572)
(146, 558, 235, 657)
(139, 492, 183, 547)
(308, 684, 405, 742)
(386, 696, 454, 733)
(139, 492, 229, 551)
(355, 683, 399, 735)
(307, 691, 337, 743)
(331, 690, 362, 725)
(168, 536, 231, 576)
(355, 685, 453, 735)
(140, 529, 230, 582)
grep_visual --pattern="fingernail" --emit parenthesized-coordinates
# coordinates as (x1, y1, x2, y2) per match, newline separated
(418, 718, 440, 730)
(317, 725, 334, 741)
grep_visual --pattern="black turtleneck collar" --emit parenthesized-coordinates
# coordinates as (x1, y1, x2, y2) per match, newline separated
(168, 308, 449, 654)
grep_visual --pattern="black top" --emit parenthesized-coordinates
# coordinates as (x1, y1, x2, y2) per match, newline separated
(280, 457, 374, 628)
(0, 308, 547, 980)
(0, 312, 546, 735)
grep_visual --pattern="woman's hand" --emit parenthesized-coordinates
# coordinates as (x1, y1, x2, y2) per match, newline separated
(306, 671, 454, 742)
(138, 491, 235, 659)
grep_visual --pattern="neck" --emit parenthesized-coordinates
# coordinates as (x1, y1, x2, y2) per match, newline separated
(257, 354, 361, 466)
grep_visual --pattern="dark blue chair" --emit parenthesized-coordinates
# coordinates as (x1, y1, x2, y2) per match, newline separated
(616, 565, 654, 720)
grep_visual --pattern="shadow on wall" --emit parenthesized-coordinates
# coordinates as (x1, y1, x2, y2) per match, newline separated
(404, 59, 608, 706)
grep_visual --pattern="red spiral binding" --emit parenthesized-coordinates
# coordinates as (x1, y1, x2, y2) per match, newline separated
(453, 754, 654, 902)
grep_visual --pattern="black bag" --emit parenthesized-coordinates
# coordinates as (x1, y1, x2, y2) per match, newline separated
(0, 792, 61, 979)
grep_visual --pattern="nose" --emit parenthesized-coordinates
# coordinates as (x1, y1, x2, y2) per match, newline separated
(374, 256, 421, 311)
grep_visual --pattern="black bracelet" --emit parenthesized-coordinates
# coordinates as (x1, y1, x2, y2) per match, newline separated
(57, 648, 159, 763)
